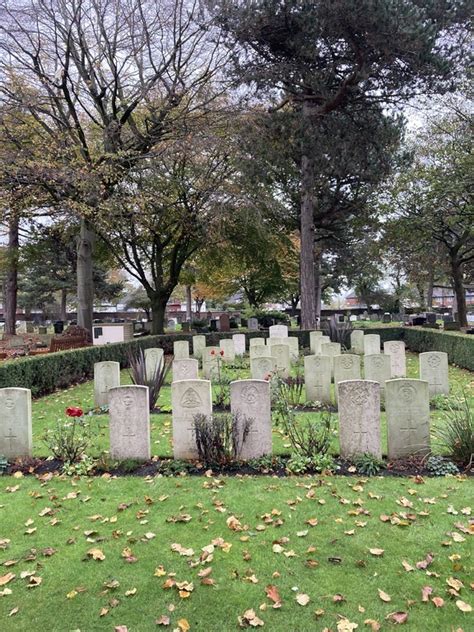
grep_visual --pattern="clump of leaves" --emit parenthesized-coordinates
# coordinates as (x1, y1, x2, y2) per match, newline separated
(247, 455, 284, 473)
(193, 412, 253, 465)
(278, 370, 305, 407)
(286, 453, 336, 474)
(62, 455, 96, 476)
(128, 348, 172, 412)
(322, 319, 352, 349)
(433, 390, 473, 467)
(431, 394, 462, 411)
(425, 455, 459, 476)
(157, 459, 193, 476)
(353, 453, 386, 476)
(211, 353, 232, 408)
(44, 415, 91, 463)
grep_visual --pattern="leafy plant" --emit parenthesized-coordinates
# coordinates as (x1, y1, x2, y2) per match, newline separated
(193, 412, 253, 465)
(433, 391, 473, 467)
(425, 455, 459, 476)
(353, 453, 386, 476)
(62, 454, 96, 476)
(157, 459, 193, 476)
(128, 348, 172, 412)
(211, 351, 232, 409)
(278, 370, 305, 407)
(286, 453, 336, 474)
(43, 407, 91, 463)
(247, 455, 284, 473)
(322, 319, 353, 349)
(430, 394, 462, 411)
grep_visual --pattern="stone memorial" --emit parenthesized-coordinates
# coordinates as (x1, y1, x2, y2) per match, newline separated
(312, 334, 331, 354)
(270, 343, 290, 378)
(230, 379, 271, 459)
(304, 355, 331, 404)
(202, 347, 220, 379)
(145, 347, 164, 380)
(250, 345, 272, 360)
(173, 340, 190, 360)
(219, 314, 231, 332)
(233, 333, 246, 356)
(171, 379, 212, 459)
(320, 341, 341, 378)
(309, 330, 323, 354)
(173, 358, 199, 382)
(269, 324, 288, 338)
(109, 386, 150, 460)
(287, 336, 299, 362)
(249, 337, 265, 348)
(94, 361, 121, 407)
(384, 340, 406, 377)
(192, 335, 206, 360)
(386, 379, 430, 458)
(334, 354, 361, 401)
(0, 388, 32, 458)
(338, 380, 381, 459)
(364, 334, 380, 355)
(266, 336, 287, 347)
(250, 355, 277, 380)
(350, 330, 365, 354)
(219, 338, 236, 363)
(248, 317, 259, 330)
(364, 354, 391, 399)
(419, 352, 449, 396)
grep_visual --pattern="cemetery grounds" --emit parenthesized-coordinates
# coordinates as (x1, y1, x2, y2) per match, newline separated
(0, 352, 473, 631)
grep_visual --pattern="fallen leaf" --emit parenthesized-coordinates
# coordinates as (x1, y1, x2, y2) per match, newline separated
(265, 584, 281, 606)
(447, 577, 464, 592)
(155, 615, 170, 626)
(378, 589, 391, 602)
(415, 553, 434, 570)
(364, 619, 381, 631)
(296, 593, 310, 606)
(114, 627, 128, 632)
(337, 619, 358, 631)
(432, 597, 444, 608)
(369, 548, 384, 557)
(401, 560, 414, 572)
(87, 548, 105, 561)
(421, 586, 433, 602)
(8, 607, 19, 617)
(456, 600, 472, 613)
(0, 573, 15, 586)
(238, 608, 264, 627)
(386, 612, 408, 625)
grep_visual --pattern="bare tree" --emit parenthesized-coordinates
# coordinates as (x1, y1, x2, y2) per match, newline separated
(0, 0, 226, 335)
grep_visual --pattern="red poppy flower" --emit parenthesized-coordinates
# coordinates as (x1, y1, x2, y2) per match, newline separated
(210, 350, 216, 356)
(66, 406, 83, 418)
(220, 350, 224, 356)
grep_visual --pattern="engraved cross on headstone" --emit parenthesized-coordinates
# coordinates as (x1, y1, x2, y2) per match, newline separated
(122, 423, 136, 438)
(4, 428, 17, 449)
(400, 414, 418, 447)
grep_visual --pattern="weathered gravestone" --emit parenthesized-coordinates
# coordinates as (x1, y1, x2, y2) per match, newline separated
(109, 386, 150, 460)
(312, 335, 331, 354)
(219, 314, 230, 332)
(350, 330, 365, 354)
(270, 343, 290, 378)
(250, 344, 272, 360)
(304, 355, 331, 404)
(364, 334, 380, 355)
(309, 330, 323, 354)
(94, 361, 121, 407)
(287, 336, 299, 362)
(145, 348, 164, 380)
(386, 379, 430, 459)
(383, 340, 406, 377)
(419, 352, 449, 396)
(334, 354, 361, 402)
(0, 388, 32, 458)
(171, 379, 212, 459)
(202, 347, 220, 379)
(364, 354, 391, 399)
(269, 324, 288, 338)
(247, 317, 259, 330)
(338, 380, 381, 459)
(266, 336, 287, 347)
(320, 341, 341, 379)
(173, 340, 190, 360)
(173, 359, 199, 382)
(249, 337, 265, 348)
(192, 335, 206, 360)
(219, 338, 236, 363)
(230, 379, 271, 459)
(250, 355, 277, 380)
(233, 333, 246, 356)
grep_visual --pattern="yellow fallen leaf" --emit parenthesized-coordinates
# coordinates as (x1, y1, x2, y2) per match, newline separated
(0, 573, 15, 586)
(87, 548, 105, 561)
(378, 589, 391, 602)
(456, 600, 472, 613)
(178, 618, 190, 631)
(369, 548, 384, 557)
(296, 593, 310, 606)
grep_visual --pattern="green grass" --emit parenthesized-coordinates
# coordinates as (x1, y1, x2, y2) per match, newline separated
(1, 474, 472, 631)
(30, 352, 473, 459)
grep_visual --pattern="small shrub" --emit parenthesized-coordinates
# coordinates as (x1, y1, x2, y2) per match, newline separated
(247, 455, 284, 473)
(158, 459, 192, 476)
(433, 391, 473, 467)
(193, 412, 253, 465)
(211, 351, 232, 408)
(43, 407, 91, 462)
(353, 453, 386, 476)
(128, 348, 172, 412)
(278, 370, 305, 407)
(62, 454, 96, 476)
(425, 455, 459, 476)
(286, 453, 336, 474)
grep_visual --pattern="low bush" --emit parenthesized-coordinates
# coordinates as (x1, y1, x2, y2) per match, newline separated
(193, 412, 253, 465)
(433, 391, 473, 467)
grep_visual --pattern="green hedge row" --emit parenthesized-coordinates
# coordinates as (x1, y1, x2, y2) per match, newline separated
(0, 327, 471, 397)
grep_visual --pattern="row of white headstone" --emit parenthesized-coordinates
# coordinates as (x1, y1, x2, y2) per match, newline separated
(0, 376, 431, 462)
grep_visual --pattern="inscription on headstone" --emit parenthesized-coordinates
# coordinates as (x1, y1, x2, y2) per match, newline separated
(334, 354, 361, 402)
(173, 340, 190, 360)
(304, 355, 331, 404)
(419, 352, 449, 396)
(250, 356, 276, 380)
(386, 379, 430, 458)
(384, 340, 406, 377)
(173, 358, 199, 382)
(364, 334, 380, 355)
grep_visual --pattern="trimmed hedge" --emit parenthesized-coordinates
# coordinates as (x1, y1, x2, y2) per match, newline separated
(0, 327, 471, 397)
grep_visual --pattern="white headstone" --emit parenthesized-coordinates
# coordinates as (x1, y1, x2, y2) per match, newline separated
(233, 333, 246, 356)
(250, 345, 272, 360)
(230, 380, 271, 459)
(312, 335, 331, 354)
(334, 354, 361, 402)
(94, 361, 120, 407)
(0, 388, 32, 458)
(248, 317, 259, 330)
(270, 344, 290, 378)
(350, 330, 365, 354)
(250, 355, 277, 380)
(192, 335, 206, 359)
(304, 355, 331, 404)
(309, 330, 323, 354)
(269, 324, 288, 338)
(219, 338, 235, 363)
(173, 340, 190, 360)
(171, 379, 212, 459)
(109, 386, 150, 460)
(266, 336, 287, 347)
(320, 342, 341, 379)
(145, 348, 164, 380)
(338, 380, 381, 459)
(364, 334, 380, 355)
(249, 337, 266, 348)
(419, 352, 449, 396)
(173, 358, 199, 382)
(202, 347, 220, 379)
(386, 379, 430, 459)
(384, 340, 406, 377)
(287, 336, 299, 362)
(364, 354, 391, 399)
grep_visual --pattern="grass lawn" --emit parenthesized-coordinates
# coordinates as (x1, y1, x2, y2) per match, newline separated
(30, 352, 473, 459)
(0, 474, 473, 631)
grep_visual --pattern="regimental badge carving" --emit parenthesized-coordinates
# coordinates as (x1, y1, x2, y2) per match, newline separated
(372, 356, 384, 368)
(341, 357, 354, 370)
(257, 359, 270, 370)
(351, 389, 369, 406)
(4, 396, 15, 410)
(427, 355, 441, 368)
(398, 383, 416, 404)
(242, 385, 258, 405)
(121, 392, 135, 409)
(181, 388, 202, 408)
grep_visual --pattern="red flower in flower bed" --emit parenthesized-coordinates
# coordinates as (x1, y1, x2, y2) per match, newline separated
(66, 407, 83, 418)
(220, 350, 224, 356)
(210, 350, 216, 356)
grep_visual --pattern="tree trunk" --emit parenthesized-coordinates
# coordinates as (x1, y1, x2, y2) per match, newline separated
(450, 255, 467, 327)
(185, 285, 192, 321)
(60, 288, 68, 321)
(426, 268, 434, 309)
(150, 294, 168, 334)
(76, 218, 95, 339)
(314, 246, 322, 323)
(4, 216, 19, 335)
(299, 104, 317, 330)
(416, 283, 426, 311)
